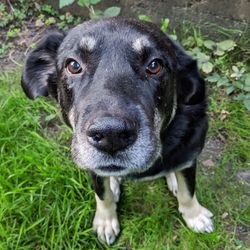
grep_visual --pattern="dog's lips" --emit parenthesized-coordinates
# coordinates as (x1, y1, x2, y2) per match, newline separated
(97, 165, 126, 172)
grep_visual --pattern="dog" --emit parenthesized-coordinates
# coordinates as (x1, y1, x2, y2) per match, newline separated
(21, 17, 214, 245)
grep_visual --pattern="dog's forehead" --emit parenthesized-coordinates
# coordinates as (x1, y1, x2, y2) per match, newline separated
(57, 18, 178, 69)
(79, 34, 151, 52)
(131, 36, 151, 52)
(62, 19, 158, 52)
(80, 36, 97, 51)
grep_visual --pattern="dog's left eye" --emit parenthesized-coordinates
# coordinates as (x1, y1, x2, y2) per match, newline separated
(66, 60, 82, 74)
(146, 60, 162, 75)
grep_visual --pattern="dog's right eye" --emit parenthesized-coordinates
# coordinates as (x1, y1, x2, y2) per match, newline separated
(146, 60, 162, 75)
(66, 60, 82, 74)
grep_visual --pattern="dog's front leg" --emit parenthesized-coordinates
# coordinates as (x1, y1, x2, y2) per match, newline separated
(89, 172, 120, 245)
(175, 162, 214, 233)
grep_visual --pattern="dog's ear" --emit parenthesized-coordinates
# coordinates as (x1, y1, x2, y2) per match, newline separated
(174, 42, 205, 105)
(21, 32, 65, 100)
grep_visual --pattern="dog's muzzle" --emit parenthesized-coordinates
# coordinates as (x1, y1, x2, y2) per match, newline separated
(86, 116, 137, 154)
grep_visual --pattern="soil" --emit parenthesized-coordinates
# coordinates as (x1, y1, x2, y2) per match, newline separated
(0, 19, 57, 71)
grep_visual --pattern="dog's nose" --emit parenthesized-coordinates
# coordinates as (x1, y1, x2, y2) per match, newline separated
(86, 117, 137, 154)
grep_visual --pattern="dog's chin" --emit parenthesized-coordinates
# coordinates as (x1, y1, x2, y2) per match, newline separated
(83, 164, 152, 177)
(93, 165, 129, 177)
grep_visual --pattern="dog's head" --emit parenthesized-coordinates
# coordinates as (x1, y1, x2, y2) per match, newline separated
(22, 18, 205, 176)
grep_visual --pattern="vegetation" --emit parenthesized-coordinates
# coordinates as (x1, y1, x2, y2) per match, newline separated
(139, 16, 250, 111)
(59, 0, 121, 20)
(0, 0, 120, 59)
(0, 2, 249, 250)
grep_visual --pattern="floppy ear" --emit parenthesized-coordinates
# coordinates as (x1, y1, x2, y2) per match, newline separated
(173, 42, 205, 105)
(21, 32, 65, 100)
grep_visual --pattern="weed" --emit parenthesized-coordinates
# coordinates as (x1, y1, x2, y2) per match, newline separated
(41, 4, 58, 16)
(0, 43, 13, 57)
(60, 0, 121, 19)
(7, 27, 20, 39)
(177, 31, 250, 110)
(45, 17, 57, 26)
(138, 14, 152, 22)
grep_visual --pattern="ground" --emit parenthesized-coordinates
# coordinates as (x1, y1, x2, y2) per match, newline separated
(0, 13, 250, 250)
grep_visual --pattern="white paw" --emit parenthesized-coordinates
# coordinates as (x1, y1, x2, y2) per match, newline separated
(166, 172, 178, 197)
(181, 206, 214, 233)
(93, 209, 120, 245)
(110, 177, 121, 203)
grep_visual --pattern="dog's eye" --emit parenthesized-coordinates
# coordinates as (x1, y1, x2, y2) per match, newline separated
(66, 60, 82, 74)
(146, 60, 162, 75)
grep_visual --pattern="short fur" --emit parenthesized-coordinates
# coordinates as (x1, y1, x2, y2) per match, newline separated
(21, 17, 213, 245)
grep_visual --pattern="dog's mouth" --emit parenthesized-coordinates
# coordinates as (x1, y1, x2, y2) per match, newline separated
(97, 165, 126, 172)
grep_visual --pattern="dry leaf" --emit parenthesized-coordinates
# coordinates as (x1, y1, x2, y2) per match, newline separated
(35, 19, 44, 28)
(219, 109, 229, 121)
(222, 212, 229, 219)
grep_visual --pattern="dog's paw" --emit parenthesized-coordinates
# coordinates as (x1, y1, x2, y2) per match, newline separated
(110, 177, 121, 203)
(166, 172, 178, 197)
(93, 209, 120, 245)
(181, 206, 214, 233)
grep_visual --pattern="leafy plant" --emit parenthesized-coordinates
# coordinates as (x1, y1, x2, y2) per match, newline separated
(0, 43, 13, 56)
(206, 66, 250, 110)
(60, 0, 75, 8)
(58, 12, 81, 30)
(179, 29, 250, 110)
(203, 39, 236, 56)
(77, 0, 102, 8)
(138, 15, 152, 22)
(138, 13, 249, 107)
(41, 4, 58, 16)
(138, 16, 177, 40)
(89, 6, 121, 19)
(45, 17, 56, 26)
(188, 47, 213, 74)
(59, 0, 121, 19)
(7, 27, 20, 39)
(160, 18, 169, 33)
(0, 3, 13, 28)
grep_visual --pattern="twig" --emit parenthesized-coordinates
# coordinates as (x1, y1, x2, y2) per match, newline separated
(9, 50, 22, 67)
(24, 27, 46, 56)
(7, 0, 14, 12)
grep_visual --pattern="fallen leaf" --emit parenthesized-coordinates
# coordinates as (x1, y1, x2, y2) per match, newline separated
(202, 61, 214, 74)
(173, 235, 178, 241)
(222, 212, 229, 219)
(219, 109, 229, 121)
(35, 19, 44, 28)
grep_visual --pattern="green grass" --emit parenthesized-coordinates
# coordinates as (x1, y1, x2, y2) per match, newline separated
(0, 71, 249, 250)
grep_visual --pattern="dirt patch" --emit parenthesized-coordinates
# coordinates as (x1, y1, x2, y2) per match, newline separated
(201, 137, 224, 162)
(224, 223, 250, 248)
(199, 137, 224, 176)
(236, 225, 250, 247)
(237, 169, 250, 186)
(0, 20, 57, 71)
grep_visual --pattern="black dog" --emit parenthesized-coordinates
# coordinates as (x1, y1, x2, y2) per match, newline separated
(21, 17, 213, 245)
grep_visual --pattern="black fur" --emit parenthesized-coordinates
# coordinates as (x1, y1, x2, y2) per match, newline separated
(21, 17, 209, 238)
(181, 162, 197, 197)
(21, 32, 65, 99)
(89, 171, 105, 200)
